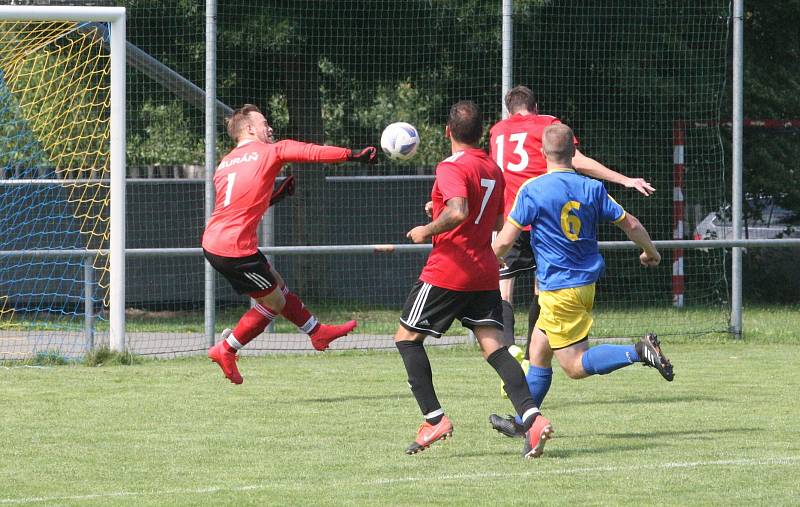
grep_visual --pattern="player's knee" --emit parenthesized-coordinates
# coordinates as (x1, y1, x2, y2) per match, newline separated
(257, 289, 285, 312)
(394, 326, 424, 343)
(499, 279, 514, 301)
(564, 367, 585, 379)
(562, 359, 588, 379)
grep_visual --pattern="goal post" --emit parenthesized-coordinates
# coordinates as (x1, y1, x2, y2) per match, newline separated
(0, 6, 126, 354)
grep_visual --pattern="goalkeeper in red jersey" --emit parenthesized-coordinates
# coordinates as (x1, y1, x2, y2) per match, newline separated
(202, 104, 377, 384)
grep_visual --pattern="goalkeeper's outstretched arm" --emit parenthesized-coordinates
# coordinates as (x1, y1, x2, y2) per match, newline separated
(275, 140, 376, 164)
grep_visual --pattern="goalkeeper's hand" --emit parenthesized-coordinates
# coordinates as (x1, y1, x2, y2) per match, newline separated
(348, 146, 378, 164)
(269, 175, 295, 207)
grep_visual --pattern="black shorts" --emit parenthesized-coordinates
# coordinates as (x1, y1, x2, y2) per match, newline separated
(399, 280, 503, 338)
(203, 249, 278, 296)
(499, 230, 535, 280)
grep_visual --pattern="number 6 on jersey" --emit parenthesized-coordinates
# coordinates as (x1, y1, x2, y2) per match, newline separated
(560, 200, 582, 240)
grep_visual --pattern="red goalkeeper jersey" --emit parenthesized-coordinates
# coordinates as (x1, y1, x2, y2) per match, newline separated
(419, 147, 505, 292)
(489, 113, 579, 220)
(202, 139, 350, 257)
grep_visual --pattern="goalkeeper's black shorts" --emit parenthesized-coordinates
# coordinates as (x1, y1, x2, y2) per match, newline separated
(203, 249, 278, 297)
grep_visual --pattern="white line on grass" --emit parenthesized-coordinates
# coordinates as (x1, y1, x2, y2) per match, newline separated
(368, 456, 800, 485)
(2, 456, 798, 505)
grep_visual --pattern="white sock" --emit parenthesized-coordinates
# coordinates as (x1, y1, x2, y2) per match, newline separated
(522, 407, 540, 427)
(225, 333, 244, 351)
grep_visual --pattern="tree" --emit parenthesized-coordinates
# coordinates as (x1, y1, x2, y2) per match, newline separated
(736, 0, 800, 218)
(733, 0, 800, 303)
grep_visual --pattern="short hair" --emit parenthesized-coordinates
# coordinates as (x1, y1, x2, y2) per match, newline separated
(448, 100, 483, 145)
(226, 104, 263, 141)
(505, 86, 538, 114)
(542, 124, 575, 164)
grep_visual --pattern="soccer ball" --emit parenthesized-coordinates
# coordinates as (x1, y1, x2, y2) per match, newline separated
(508, 344, 524, 363)
(380, 122, 420, 160)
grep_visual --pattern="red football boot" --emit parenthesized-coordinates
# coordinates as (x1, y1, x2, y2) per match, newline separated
(310, 320, 357, 351)
(208, 340, 243, 384)
(405, 415, 454, 455)
(523, 415, 554, 458)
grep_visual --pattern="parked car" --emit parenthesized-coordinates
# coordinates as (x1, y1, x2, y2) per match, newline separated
(693, 198, 799, 241)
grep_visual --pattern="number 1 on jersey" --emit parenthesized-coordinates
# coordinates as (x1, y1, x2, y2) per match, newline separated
(223, 172, 236, 207)
(475, 178, 496, 224)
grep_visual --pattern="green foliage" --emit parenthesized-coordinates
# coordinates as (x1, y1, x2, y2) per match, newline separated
(736, 1, 800, 215)
(355, 81, 449, 166)
(29, 350, 70, 366)
(127, 100, 204, 167)
(84, 346, 139, 367)
(266, 93, 290, 132)
(743, 248, 800, 303)
(2, 350, 72, 367)
(320, 69, 449, 166)
(0, 86, 47, 172)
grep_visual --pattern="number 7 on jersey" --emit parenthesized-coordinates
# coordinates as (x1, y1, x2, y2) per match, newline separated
(475, 178, 496, 224)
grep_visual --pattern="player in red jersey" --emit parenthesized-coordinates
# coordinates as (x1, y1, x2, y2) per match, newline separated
(203, 104, 377, 384)
(396, 101, 550, 456)
(490, 86, 655, 355)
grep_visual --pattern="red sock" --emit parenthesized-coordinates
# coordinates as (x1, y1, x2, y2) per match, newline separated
(280, 289, 320, 335)
(224, 304, 276, 352)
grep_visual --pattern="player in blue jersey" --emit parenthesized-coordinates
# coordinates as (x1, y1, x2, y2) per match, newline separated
(488, 123, 674, 456)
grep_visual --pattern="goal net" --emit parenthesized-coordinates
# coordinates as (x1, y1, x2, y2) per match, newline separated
(0, 8, 123, 359)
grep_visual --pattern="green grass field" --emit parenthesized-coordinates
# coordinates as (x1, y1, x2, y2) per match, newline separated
(2, 337, 800, 505)
(10, 304, 798, 343)
(7, 303, 800, 346)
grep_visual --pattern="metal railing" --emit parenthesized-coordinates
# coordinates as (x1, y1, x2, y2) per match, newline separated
(3, 237, 798, 349)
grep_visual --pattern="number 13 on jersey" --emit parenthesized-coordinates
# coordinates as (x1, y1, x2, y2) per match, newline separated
(494, 132, 529, 172)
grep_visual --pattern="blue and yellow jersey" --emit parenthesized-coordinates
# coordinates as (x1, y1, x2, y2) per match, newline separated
(507, 168, 626, 291)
